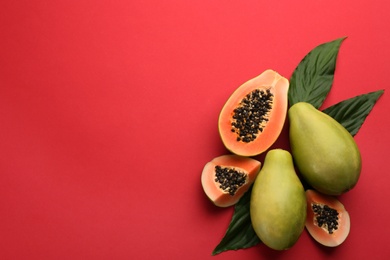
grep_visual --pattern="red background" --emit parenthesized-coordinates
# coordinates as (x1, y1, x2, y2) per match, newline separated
(1, 1, 389, 259)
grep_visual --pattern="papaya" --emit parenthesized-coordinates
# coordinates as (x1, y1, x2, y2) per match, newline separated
(218, 70, 289, 157)
(305, 189, 350, 247)
(250, 149, 306, 250)
(201, 155, 261, 207)
(288, 102, 362, 195)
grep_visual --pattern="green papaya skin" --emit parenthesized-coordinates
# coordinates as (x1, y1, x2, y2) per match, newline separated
(288, 102, 362, 195)
(250, 149, 306, 250)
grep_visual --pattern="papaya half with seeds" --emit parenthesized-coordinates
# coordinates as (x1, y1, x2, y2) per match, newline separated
(218, 69, 289, 157)
(201, 155, 261, 207)
(305, 190, 350, 247)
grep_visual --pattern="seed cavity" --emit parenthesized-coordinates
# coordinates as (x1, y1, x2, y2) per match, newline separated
(214, 165, 247, 196)
(231, 88, 274, 143)
(312, 203, 339, 234)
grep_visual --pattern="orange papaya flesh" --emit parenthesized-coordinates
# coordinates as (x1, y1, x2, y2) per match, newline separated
(201, 155, 261, 207)
(305, 189, 350, 247)
(218, 69, 289, 157)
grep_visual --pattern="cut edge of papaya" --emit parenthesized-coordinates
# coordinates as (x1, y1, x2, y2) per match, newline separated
(218, 69, 289, 157)
(305, 189, 350, 247)
(201, 155, 261, 207)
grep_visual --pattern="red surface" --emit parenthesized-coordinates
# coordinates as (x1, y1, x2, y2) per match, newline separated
(1, 1, 389, 259)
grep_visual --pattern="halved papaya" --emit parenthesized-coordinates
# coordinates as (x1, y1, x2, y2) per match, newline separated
(218, 69, 289, 157)
(201, 155, 261, 207)
(305, 189, 350, 247)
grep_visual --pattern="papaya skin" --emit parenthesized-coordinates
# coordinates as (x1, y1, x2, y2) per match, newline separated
(250, 149, 306, 250)
(288, 102, 362, 195)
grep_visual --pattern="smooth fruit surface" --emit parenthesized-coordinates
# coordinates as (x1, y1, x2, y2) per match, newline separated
(289, 102, 362, 195)
(250, 149, 306, 250)
(218, 69, 289, 156)
(201, 155, 261, 207)
(305, 190, 350, 247)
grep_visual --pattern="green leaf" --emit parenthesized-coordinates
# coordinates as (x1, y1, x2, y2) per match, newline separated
(322, 90, 384, 136)
(212, 186, 260, 255)
(289, 37, 346, 109)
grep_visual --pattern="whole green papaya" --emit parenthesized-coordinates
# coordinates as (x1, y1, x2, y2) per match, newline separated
(250, 149, 306, 250)
(288, 102, 362, 195)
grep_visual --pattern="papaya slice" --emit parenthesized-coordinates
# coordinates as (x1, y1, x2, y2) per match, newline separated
(305, 189, 350, 247)
(201, 155, 261, 207)
(218, 69, 289, 157)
